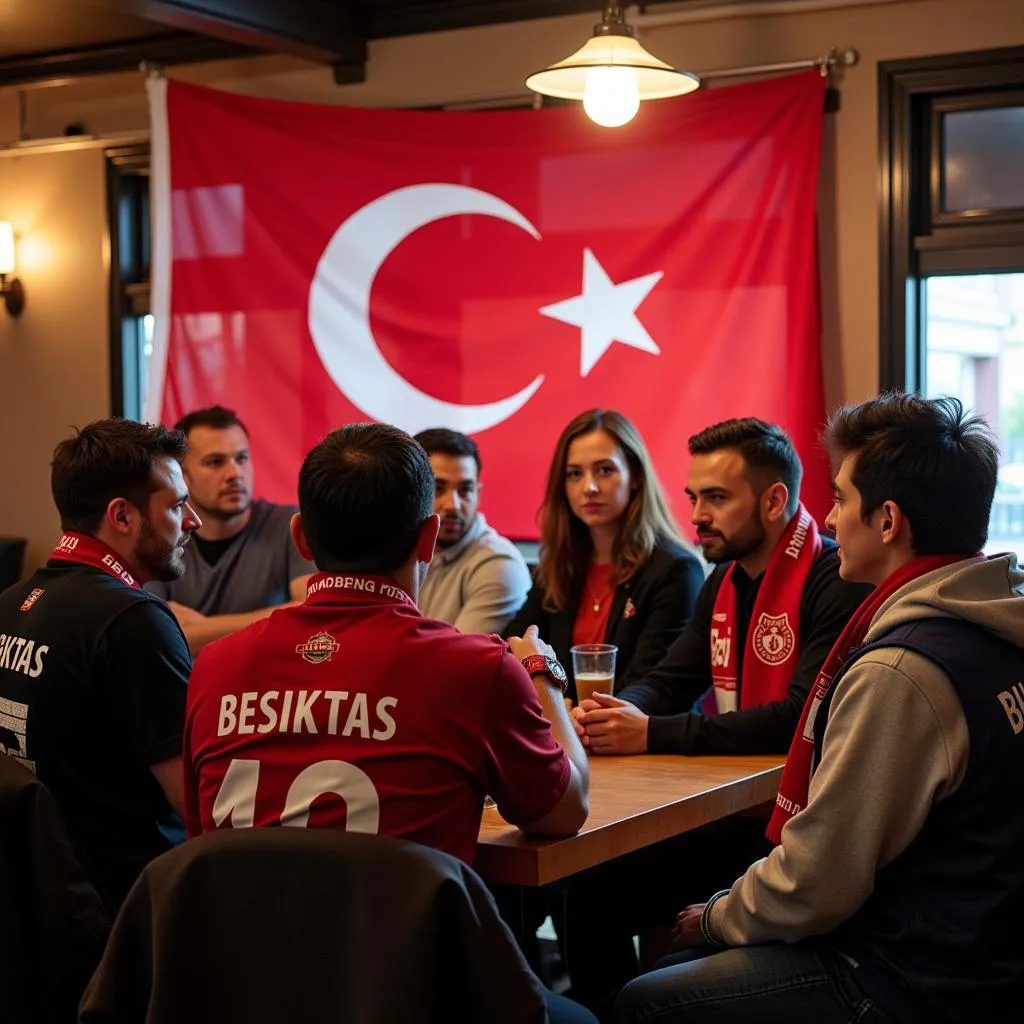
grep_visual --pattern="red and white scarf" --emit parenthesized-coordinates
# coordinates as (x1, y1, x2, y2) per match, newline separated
(709, 504, 822, 713)
(48, 532, 141, 588)
(766, 552, 972, 843)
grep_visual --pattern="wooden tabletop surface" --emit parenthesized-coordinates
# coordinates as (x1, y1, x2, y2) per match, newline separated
(475, 753, 784, 886)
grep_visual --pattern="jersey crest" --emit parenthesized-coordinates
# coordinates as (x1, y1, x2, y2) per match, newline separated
(752, 612, 795, 666)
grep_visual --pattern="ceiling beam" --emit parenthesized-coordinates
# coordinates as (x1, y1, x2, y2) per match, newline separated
(120, 1, 367, 68)
(365, 1, 679, 39)
(0, 32, 254, 88)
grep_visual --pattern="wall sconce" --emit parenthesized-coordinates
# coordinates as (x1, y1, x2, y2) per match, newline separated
(0, 222, 25, 317)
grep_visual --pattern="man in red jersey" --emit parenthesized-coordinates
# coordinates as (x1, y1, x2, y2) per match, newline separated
(183, 422, 588, 863)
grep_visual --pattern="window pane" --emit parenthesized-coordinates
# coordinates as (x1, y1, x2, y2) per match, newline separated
(924, 273, 1024, 558)
(942, 106, 1024, 212)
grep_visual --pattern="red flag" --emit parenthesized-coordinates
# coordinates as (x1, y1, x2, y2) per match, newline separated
(148, 73, 828, 539)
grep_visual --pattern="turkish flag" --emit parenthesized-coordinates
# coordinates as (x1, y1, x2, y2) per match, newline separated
(147, 73, 828, 538)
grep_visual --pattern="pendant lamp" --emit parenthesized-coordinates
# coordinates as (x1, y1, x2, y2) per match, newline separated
(526, 3, 700, 127)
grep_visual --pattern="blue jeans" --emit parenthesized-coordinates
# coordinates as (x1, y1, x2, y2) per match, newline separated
(612, 943, 891, 1024)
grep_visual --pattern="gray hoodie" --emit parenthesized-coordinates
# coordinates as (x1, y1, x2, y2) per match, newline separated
(710, 552, 1024, 945)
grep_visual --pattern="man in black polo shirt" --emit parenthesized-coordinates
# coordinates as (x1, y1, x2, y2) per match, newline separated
(0, 419, 200, 911)
(563, 419, 870, 1014)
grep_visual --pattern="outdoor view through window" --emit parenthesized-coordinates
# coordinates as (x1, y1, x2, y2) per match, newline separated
(925, 273, 1024, 559)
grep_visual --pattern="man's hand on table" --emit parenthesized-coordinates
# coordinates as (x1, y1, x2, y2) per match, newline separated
(669, 903, 706, 951)
(577, 693, 649, 754)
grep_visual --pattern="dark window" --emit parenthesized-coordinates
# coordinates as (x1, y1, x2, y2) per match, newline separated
(942, 103, 1024, 213)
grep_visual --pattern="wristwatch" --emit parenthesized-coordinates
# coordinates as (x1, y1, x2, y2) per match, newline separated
(521, 654, 568, 694)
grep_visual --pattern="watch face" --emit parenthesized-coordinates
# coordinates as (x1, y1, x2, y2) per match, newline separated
(546, 657, 567, 684)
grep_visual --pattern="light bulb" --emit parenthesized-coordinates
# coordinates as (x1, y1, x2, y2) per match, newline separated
(582, 65, 640, 128)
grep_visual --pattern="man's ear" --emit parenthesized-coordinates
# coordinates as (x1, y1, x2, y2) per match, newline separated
(290, 512, 315, 562)
(762, 482, 790, 524)
(105, 497, 136, 537)
(417, 513, 441, 564)
(878, 500, 907, 546)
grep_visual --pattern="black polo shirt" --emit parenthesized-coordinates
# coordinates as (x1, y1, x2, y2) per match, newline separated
(0, 561, 190, 911)
(616, 537, 873, 755)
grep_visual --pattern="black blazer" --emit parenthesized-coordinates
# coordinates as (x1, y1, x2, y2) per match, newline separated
(505, 537, 704, 702)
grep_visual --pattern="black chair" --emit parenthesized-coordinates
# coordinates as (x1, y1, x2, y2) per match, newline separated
(0, 535, 27, 592)
(79, 828, 552, 1024)
(0, 752, 109, 1024)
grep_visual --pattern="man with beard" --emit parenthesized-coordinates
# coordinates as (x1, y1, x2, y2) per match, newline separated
(0, 419, 200, 912)
(562, 418, 870, 1016)
(414, 428, 531, 634)
(147, 406, 314, 654)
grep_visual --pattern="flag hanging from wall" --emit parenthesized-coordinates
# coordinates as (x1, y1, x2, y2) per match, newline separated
(147, 72, 828, 538)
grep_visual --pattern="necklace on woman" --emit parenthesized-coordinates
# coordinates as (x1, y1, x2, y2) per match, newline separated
(587, 580, 613, 612)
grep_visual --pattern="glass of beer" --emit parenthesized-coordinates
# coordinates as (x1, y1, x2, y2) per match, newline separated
(571, 643, 617, 705)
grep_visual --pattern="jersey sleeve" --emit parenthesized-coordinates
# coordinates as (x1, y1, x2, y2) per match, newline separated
(96, 597, 191, 766)
(481, 650, 571, 828)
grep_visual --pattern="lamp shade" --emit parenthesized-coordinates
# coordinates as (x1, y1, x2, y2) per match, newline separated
(526, 34, 700, 102)
(0, 222, 14, 275)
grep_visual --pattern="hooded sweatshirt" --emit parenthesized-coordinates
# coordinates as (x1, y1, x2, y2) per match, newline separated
(708, 554, 1024, 1014)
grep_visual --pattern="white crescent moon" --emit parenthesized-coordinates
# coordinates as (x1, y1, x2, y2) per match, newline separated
(308, 183, 544, 434)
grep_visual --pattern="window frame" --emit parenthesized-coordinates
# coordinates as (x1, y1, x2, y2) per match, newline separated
(878, 45, 1024, 393)
(106, 142, 152, 419)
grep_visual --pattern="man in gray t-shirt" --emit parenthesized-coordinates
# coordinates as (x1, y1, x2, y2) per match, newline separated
(414, 428, 530, 635)
(146, 406, 314, 654)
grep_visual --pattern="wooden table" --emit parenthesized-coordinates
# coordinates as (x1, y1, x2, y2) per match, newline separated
(475, 754, 784, 886)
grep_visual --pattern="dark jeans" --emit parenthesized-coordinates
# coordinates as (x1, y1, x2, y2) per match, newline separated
(562, 815, 772, 1015)
(547, 991, 600, 1024)
(612, 943, 891, 1024)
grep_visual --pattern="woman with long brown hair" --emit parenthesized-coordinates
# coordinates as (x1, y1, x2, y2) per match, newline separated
(506, 409, 703, 703)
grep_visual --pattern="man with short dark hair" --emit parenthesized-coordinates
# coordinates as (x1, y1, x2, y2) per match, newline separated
(614, 394, 1024, 1023)
(0, 418, 200, 911)
(146, 405, 314, 653)
(577, 416, 866, 759)
(183, 422, 595, 1023)
(564, 417, 869, 1012)
(184, 421, 588, 856)
(414, 428, 530, 635)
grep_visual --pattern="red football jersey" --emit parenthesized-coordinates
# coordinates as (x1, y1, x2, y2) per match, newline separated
(183, 573, 571, 864)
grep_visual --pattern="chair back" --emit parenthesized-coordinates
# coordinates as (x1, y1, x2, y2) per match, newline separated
(80, 828, 548, 1024)
(0, 752, 109, 1024)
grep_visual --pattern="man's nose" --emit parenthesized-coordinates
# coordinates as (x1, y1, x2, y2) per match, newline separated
(440, 491, 460, 514)
(184, 502, 202, 532)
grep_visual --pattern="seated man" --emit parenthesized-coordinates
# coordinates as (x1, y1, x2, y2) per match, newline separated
(0, 419, 199, 912)
(183, 423, 593, 1023)
(147, 405, 314, 654)
(563, 419, 870, 1012)
(614, 393, 1024, 1023)
(414, 428, 531, 634)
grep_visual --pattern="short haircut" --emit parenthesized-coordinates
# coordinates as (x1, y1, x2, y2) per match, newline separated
(688, 417, 803, 516)
(824, 392, 998, 555)
(413, 428, 482, 475)
(51, 418, 188, 534)
(298, 423, 435, 573)
(174, 405, 249, 439)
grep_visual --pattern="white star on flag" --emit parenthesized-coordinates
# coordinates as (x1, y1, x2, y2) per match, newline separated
(539, 248, 664, 377)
